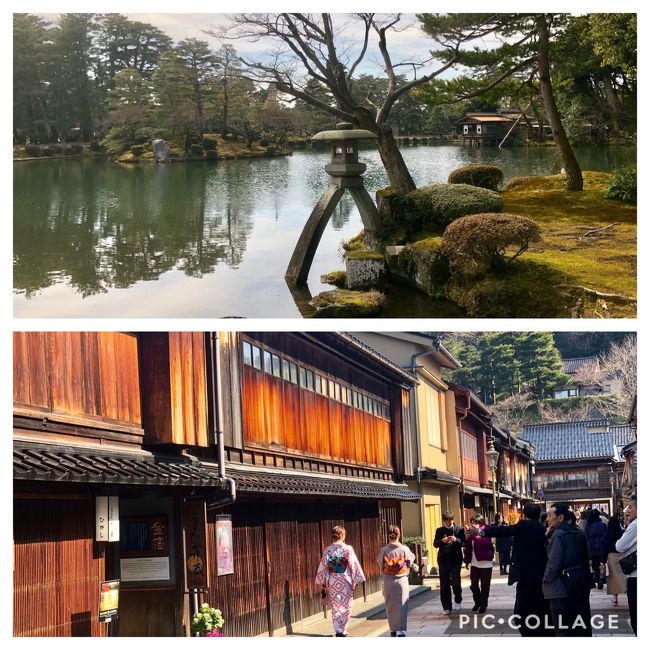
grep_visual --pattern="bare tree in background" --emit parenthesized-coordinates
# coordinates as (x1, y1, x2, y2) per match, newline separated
(210, 13, 482, 193)
(491, 392, 535, 435)
(599, 334, 637, 415)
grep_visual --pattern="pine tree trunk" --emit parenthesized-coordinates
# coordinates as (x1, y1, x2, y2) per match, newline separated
(536, 15, 583, 191)
(375, 125, 417, 193)
(601, 70, 623, 134)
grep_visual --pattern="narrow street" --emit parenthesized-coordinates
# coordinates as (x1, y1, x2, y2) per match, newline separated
(281, 567, 633, 637)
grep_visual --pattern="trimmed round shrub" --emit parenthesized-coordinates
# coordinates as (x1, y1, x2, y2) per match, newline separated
(190, 143, 204, 157)
(70, 143, 83, 154)
(448, 163, 504, 190)
(89, 139, 102, 151)
(130, 145, 145, 157)
(205, 149, 218, 160)
(606, 164, 636, 204)
(203, 137, 218, 150)
(405, 183, 503, 231)
(63, 146, 75, 156)
(25, 144, 42, 157)
(49, 144, 63, 155)
(42, 146, 54, 156)
(439, 212, 541, 277)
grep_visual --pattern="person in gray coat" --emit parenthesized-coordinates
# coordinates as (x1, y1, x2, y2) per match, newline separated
(377, 525, 416, 637)
(616, 496, 637, 635)
(543, 502, 593, 636)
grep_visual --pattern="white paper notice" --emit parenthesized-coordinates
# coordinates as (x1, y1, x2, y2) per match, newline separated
(120, 557, 170, 582)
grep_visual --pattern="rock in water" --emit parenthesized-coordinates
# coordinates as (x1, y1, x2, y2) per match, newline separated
(152, 139, 170, 162)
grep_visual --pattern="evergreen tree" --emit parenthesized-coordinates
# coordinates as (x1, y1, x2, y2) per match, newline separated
(13, 14, 52, 140)
(418, 13, 584, 190)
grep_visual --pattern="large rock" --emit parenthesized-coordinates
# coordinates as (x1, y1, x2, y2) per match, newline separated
(152, 139, 170, 162)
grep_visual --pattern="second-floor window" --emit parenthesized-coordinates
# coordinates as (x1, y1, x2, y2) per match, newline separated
(461, 430, 480, 482)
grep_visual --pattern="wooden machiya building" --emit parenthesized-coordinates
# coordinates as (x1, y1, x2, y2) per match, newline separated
(523, 419, 635, 514)
(13, 331, 419, 637)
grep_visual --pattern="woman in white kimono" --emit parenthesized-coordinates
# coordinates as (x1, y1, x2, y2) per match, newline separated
(315, 525, 366, 636)
(377, 525, 416, 637)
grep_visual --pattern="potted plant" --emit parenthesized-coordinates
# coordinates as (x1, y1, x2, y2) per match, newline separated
(191, 603, 225, 637)
(403, 536, 425, 585)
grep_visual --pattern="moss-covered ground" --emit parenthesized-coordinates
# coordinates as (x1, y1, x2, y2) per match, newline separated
(391, 171, 636, 317)
(499, 172, 636, 316)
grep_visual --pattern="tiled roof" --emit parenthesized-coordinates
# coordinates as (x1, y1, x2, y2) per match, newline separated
(226, 466, 421, 501)
(562, 356, 599, 374)
(522, 420, 615, 461)
(611, 425, 635, 447)
(14, 443, 227, 488)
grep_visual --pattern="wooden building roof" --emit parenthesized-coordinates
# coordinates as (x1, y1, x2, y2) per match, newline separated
(226, 464, 421, 501)
(13, 442, 229, 488)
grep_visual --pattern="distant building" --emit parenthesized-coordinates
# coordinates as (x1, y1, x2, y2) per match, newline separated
(552, 355, 610, 399)
(455, 110, 544, 147)
(523, 419, 635, 515)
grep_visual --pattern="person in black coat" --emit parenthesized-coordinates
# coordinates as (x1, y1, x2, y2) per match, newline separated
(481, 503, 553, 636)
(433, 511, 467, 614)
(493, 514, 513, 575)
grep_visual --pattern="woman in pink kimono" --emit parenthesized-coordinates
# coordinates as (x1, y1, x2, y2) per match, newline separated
(315, 525, 366, 636)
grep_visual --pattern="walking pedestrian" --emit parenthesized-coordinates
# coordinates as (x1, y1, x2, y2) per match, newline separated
(616, 496, 637, 636)
(577, 509, 589, 531)
(585, 508, 607, 589)
(493, 514, 512, 575)
(315, 526, 366, 637)
(482, 503, 554, 636)
(433, 511, 466, 615)
(543, 502, 594, 636)
(464, 515, 494, 613)
(603, 514, 625, 606)
(377, 525, 415, 637)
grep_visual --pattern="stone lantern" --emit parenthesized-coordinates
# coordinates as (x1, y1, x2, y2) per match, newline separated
(286, 122, 381, 286)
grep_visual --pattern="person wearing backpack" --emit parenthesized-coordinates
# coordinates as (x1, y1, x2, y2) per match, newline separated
(543, 502, 593, 636)
(463, 515, 495, 613)
(433, 511, 466, 615)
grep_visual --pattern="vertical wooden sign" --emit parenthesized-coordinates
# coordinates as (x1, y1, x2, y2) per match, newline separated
(183, 501, 209, 590)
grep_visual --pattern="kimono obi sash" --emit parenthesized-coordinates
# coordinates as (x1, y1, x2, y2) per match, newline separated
(327, 547, 350, 574)
(383, 554, 408, 576)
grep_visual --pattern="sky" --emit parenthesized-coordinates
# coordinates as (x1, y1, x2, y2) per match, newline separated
(36, 12, 453, 79)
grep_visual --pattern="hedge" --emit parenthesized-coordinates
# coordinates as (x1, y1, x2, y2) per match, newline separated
(440, 212, 541, 277)
(448, 163, 504, 190)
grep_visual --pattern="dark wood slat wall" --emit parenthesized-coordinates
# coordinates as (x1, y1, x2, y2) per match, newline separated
(13, 332, 142, 436)
(205, 502, 269, 637)
(206, 500, 387, 636)
(14, 497, 104, 637)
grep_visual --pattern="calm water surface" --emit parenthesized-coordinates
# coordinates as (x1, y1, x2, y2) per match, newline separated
(13, 145, 635, 318)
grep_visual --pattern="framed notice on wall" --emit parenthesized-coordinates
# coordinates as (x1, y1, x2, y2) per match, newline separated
(98, 580, 120, 622)
(215, 516, 234, 576)
(120, 516, 171, 582)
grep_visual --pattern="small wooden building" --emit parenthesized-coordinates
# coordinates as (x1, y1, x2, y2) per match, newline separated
(456, 111, 542, 147)
(13, 331, 419, 637)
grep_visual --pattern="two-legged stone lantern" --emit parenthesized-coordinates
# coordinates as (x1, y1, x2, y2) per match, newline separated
(285, 122, 381, 285)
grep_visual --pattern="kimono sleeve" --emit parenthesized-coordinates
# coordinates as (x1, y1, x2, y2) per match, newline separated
(348, 545, 366, 585)
(315, 548, 329, 585)
(403, 543, 416, 564)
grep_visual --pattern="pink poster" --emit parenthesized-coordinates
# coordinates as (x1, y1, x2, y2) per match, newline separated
(215, 516, 234, 576)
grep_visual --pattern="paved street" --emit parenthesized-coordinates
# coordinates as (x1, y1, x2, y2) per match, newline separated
(280, 567, 633, 637)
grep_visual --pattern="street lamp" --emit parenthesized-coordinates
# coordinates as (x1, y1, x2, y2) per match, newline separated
(486, 438, 499, 521)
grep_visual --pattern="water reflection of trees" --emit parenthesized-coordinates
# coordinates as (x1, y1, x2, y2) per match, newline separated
(13, 160, 259, 297)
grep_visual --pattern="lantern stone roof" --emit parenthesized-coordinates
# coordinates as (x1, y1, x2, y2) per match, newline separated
(312, 122, 377, 141)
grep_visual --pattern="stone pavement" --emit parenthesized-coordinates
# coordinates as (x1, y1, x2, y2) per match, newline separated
(280, 567, 633, 637)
